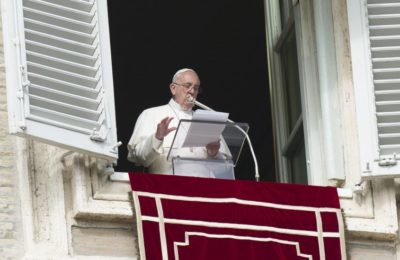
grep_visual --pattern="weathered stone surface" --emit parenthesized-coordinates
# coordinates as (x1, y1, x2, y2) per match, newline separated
(0, 43, 21, 258)
(72, 226, 138, 257)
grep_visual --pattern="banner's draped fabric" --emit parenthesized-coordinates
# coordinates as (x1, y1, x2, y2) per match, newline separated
(129, 173, 346, 260)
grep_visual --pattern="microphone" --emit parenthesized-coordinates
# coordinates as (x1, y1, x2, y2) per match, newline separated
(187, 95, 216, 112)
(186, 95, 195, 104)
(189, 96, 260, 181)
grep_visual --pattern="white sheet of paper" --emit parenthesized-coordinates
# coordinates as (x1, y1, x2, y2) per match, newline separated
(192, 109, 229, 122)
(181, 109, 229, 147)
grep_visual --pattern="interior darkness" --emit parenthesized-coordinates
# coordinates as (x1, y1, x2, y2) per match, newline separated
(108, 0, 275, 181)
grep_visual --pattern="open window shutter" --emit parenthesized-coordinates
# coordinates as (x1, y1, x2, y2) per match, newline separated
(2, 0, 118, 161)
(347, 0, 400, 178)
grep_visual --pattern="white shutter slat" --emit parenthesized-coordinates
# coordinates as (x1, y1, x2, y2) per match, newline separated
(379, 145, 400, 154)
(371, 47, 400, 58)
(29, 94, 102, 121)
(369, 25, 400, 37)
(26, 41, 97, 66)
(25, 29, 97, 55)
(371, 46, 400, 52)
(27, 62, 99, 87)
(2, 0, 118, 160)
(40, 0, 94, 12)
(27, 51, 99, 77)
(374, 79, 400, 84)
(376, 112, 400, 123)
(369, 15, 400, 27)
(368, 3, 400, 15)
(378, 122, 400, 135)
(372, 57, 400, 69)
(369, 0, 399, 4)
(29, 84, 101, 110)
(378, 133, 400, 144)
(371, 36, 400, 48)
(23, 0, 95, 23)
(375, 82, 400, 91)
(375, 91, 400, 101)
(24, 7, 95, 33)
(24, 18, 96, 45)
(29, 107, 102, 132)
(376, 101, 400, 113)
(373, 69, 400, 80)
(28, 73, 100, 99)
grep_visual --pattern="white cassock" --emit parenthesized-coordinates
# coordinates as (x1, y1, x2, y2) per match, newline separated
(128, 98, 233, 178)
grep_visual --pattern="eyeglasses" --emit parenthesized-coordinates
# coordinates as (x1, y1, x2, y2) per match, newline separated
(173, 82, 202, 93)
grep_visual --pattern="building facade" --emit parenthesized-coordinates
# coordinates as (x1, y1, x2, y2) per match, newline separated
(1, 0, 400, 259)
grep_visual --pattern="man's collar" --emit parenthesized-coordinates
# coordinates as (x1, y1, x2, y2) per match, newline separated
(169, 98, 191, 112)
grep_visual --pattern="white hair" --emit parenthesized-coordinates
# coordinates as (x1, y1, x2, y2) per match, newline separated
(172, 68, 196, 83)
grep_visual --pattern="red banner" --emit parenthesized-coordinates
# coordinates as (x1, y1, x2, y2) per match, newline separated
(129, 173, 346, 260)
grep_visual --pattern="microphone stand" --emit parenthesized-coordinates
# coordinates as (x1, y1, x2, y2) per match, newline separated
(192, 99, 260, 182)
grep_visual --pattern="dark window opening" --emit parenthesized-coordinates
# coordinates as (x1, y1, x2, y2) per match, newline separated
(108, 0, 275, 181)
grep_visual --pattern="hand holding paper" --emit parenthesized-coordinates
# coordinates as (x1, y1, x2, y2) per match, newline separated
(206, 139, 221, 157)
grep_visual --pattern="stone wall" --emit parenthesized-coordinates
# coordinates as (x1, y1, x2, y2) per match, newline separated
(0, 15, 24, 258)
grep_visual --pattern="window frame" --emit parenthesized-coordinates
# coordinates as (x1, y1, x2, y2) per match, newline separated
(265, 0, 344, 185)
(275, 8, 307, 184)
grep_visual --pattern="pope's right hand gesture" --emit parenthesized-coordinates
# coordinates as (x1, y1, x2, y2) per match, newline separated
(155, 117, 176, 141)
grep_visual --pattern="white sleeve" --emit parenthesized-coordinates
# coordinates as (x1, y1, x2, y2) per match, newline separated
(127, 110, 164, 167)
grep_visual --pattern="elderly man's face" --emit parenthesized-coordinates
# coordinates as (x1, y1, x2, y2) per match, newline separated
(170, 70, 201, 110)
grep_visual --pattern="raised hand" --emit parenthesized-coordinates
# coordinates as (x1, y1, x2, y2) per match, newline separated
(155, 117, 176, 141)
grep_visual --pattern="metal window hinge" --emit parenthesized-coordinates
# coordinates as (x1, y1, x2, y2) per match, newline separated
(22, 80, 31, 89)
(110, 141, 122, 154)
(90, 126, 107, 142)
(378, 154, 397, 166)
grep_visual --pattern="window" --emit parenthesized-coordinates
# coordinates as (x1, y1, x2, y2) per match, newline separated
(265, 0, 343, 185)
(275, 3, 307, 184)
(347, 0, 400, 178)
(2, 0, 118, 161)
